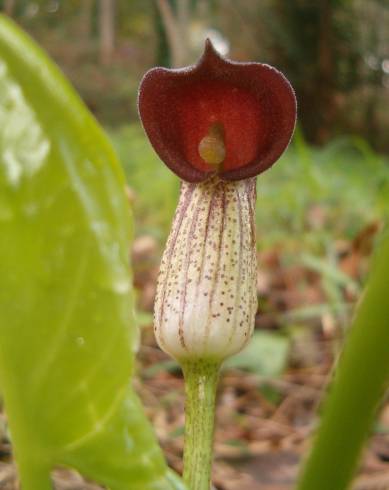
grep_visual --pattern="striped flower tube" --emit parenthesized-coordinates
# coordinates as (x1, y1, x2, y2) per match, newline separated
(154, 176, 257, 362)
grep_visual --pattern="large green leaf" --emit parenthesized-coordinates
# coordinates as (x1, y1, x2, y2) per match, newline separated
(0, 15, 184, 490)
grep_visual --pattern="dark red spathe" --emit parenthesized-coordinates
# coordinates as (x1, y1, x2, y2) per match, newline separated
(138, 40, 296, 182)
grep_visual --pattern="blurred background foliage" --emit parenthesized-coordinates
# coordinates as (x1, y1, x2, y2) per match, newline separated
(0, 1, 388, 489)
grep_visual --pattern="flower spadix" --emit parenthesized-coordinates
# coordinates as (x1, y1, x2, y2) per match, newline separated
(139, 41, 296, 363)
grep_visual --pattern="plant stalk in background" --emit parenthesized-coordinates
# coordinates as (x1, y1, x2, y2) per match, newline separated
(139, 41, 296, 489)
(296, 231, 389, 490)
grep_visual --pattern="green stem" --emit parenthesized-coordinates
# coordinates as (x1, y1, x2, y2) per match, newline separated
(296, 233, 389, 490)
(182, 360, 220, 490)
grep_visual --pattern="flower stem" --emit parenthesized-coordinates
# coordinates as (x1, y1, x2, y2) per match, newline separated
(182, 360, 220, 490)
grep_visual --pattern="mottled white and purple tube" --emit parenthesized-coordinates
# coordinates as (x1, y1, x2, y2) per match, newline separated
(154, 176, 258, 363)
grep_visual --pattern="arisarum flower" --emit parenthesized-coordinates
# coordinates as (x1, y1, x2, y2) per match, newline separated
(138, 40, 296, 490)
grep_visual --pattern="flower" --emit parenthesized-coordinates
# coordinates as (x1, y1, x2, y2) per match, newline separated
(138, 39, 296, 183)
(139, 41, 296, 363)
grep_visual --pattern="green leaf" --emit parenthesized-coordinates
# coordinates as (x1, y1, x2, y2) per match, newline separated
(0, 15, 184, 490)
(296, 231, 389, 490)
(224, 331, 290, 377)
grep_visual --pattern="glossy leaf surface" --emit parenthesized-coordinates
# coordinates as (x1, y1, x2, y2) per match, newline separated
(0, 15, 184, 490)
